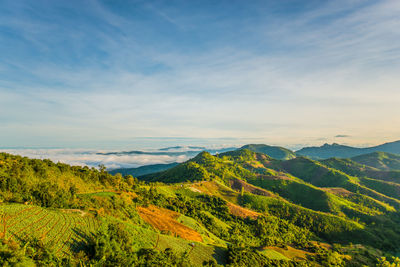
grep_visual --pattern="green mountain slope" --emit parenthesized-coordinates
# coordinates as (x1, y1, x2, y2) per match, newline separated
(2, 151, 400, 266)
(274, 157, 400, 209)
(352, 152, 400, 171)
(240, 144, 296, 160)
(109, 162, 179, 177)
(322, 157, 400, 183)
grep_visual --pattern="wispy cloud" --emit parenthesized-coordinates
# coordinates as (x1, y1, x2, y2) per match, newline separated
(335, 135, 351, 138)
(0, 0, 399, 148)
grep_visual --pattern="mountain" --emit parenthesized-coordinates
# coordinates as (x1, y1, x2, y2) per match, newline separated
(109, 162, 179, 177)
(351, 151, 400, 171)
(296, 140, 400, 159)
(240, 144, 296, 160)
(322, 157, 400, 184)
(2, 150, 400, 266)
(141, 150, 400, 245)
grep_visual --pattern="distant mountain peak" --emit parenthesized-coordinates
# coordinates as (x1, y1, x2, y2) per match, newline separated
(297, 140, 400, 159)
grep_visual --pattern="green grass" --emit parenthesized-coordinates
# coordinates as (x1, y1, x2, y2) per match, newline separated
(246, 177, 333, 213)
(177, 214, 227, 246)
(352, 152, 400, 171)
(200, 211, 230, 232)
(237, 193, 384, 245)
(360, 177, 400, 200)
(240, 144, 296, 160)
(116, 218, 158, 251)
(277, 157, 400, 209)
(245, 176, 391, 221)
(156, 234, 227, 266)
(259, 248, 290, 260)
(155, 185, 178, 198)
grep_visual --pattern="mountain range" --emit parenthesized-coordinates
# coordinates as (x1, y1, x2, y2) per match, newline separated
(2, 141, 400, 266)
(296, 140, 400, 159)
(111, 140, 400, 178)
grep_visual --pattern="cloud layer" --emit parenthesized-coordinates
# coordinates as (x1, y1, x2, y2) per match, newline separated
(0, 148, 191, 170)
(0, 145, 239, 169)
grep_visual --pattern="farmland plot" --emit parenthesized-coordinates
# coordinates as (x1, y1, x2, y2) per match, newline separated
(0, 203, 99, 256)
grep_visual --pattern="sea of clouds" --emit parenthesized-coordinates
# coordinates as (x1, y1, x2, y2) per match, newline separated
(0, 146, 236, 170)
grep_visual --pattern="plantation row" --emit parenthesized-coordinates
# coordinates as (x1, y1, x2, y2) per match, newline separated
(1, 203, 98, 256)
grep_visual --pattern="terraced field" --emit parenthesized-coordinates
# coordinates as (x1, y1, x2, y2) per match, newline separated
(0, 203, 98, 257)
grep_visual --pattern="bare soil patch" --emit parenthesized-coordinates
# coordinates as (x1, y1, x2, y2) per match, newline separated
(137, 205, 203, 242)
(227, 202, 260, 219)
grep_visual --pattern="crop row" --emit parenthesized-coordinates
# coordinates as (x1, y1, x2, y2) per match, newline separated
(1, 204, 99, 257)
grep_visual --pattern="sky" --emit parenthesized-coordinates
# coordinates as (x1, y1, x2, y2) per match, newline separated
(1, 0, 400, 150)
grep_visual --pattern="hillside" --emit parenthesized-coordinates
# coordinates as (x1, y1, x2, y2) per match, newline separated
(141, 150, 400, 248)
(1, 151, 400, 266)
(296, 140, 400, 159)
(109, 162, 179, 177)
(240, 144, 296, 160)
(351, 152, 400, 171)
(322, 157, 400, 183)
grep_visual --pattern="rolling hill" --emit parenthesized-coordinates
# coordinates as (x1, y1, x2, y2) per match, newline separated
(1, 149, 400, 266)
(351, 152, 400, 171)
(296, 140, 400, 159)
(240, 144, 296, 160)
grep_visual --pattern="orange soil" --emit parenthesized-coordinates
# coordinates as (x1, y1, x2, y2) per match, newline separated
(257, 174, 292, 180)
(137, 205, 203, 242)
(229, 178, 275, 197)
(227, 202, 260, 219)
(311, 241, 332, 250)
(321, 187, 353, 197)
(246, 161, 265, 169)
(190, 181, 238, 202)
(265, 246, 315, 260)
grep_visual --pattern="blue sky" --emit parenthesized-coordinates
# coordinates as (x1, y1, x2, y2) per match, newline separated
(1, 0, 399, 149)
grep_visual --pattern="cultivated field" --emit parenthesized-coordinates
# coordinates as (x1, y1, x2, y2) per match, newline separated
(0, 203, 98, 257)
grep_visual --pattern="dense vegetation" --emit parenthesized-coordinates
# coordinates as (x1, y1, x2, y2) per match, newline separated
(240, 144, 296, 160)
(109, 162, 179, 177)
(352, 152, 400, 171)
(1, 147, 400, 266)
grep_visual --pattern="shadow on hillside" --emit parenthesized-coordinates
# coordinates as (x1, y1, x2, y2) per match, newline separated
(70, 228, 96, 254)
(212, 246, 228, 265)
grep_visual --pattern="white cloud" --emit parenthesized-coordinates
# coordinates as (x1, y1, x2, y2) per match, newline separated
(0, 148, 190, 169)
(0, 0, 399, 148)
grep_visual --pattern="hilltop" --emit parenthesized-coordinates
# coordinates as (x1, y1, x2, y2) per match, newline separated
(240, 144, 296, 160)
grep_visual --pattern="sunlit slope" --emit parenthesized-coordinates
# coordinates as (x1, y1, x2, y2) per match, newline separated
(137, 149, 400, 250)
(1, 203, 98, 257)
(274, 157, 400, 208)
(2, 150, 400, 265)
(240, 144, 296, 160)
(352, 151, 400, 171)
(322, 157, 400, 183)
